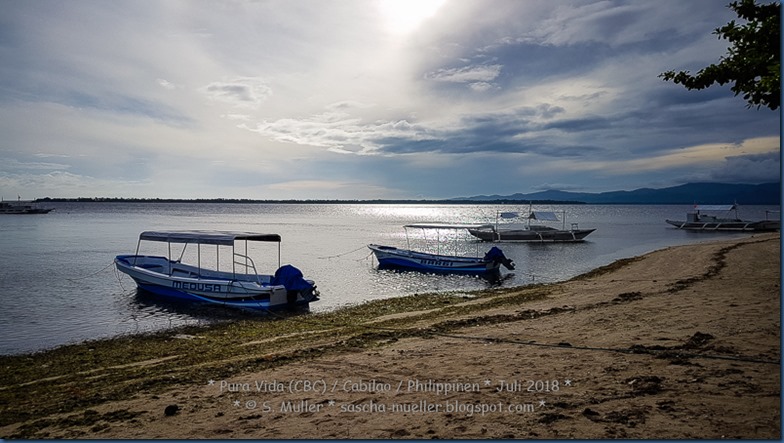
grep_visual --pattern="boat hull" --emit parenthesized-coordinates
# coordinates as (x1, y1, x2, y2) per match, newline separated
(368, 244, 501, 275)
(665, 219, 780, 232)
(115, 255, 318, 310)
(468, 227, 596, 242)
(0, 203, 53, 214)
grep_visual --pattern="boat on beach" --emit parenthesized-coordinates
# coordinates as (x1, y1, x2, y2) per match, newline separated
(468, 209, 595, 242)
(368, 223, 515, 277)
(665, 204, 780, 232)
(114, 230, 319, 311)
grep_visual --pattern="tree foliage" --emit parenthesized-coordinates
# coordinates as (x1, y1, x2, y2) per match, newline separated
(660, 0, 780, 110)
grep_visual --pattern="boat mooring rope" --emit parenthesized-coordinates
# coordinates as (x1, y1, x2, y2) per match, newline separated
(65, 260, 116, 282)
(113, 263, 128, 292)
(317, 245, 371, 260)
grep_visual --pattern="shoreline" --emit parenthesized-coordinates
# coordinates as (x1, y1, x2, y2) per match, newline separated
(1, 233, 780, 439)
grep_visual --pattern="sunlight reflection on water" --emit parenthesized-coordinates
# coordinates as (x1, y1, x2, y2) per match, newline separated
(0, 202, 775, 354)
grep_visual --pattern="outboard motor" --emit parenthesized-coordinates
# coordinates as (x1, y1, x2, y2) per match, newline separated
(484, 246, 515, 270)
(272, 265, 315, 308)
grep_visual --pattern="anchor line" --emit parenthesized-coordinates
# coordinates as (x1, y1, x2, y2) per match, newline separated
(65, 260, 116, 282)
(112, 262, 128, 292)
(317, 245, 369, 260)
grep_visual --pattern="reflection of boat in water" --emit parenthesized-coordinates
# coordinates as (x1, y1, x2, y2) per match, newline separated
(115, 230, 319, 311)
(0, 199, 53, 214)
(368, 223, 515, 277)
(665, 205, 780, 232)
(468, 209, 595, 242)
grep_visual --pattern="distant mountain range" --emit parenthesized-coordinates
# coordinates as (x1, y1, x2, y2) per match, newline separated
(453, 182, 781, 205)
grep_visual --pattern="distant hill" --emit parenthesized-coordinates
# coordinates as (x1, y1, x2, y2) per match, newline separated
(453, 182, 781, 205)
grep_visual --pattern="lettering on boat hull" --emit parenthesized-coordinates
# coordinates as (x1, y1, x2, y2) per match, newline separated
(171, 281, 225, 292)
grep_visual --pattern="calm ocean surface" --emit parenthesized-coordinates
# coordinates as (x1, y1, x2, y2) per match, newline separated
(0, 202, 778, 355)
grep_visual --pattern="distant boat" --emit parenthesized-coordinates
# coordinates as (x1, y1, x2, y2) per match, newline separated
(0, 200, 53, 214)
(468, 209, 595, 242)
(666, 204, 780, 232)
(115, 230, 319, 311)
(368, 223, 515, 277)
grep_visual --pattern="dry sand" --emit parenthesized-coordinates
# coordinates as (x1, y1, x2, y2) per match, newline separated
(1, 233, 780, 439)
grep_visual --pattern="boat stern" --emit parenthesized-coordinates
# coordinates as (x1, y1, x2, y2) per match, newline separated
(271, 265, 320, 309)
(484, 246, 515, 270)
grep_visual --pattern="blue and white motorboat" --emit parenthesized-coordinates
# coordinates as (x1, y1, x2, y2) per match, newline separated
(368, 223, 515, 276)
(115, 230, 319, 310)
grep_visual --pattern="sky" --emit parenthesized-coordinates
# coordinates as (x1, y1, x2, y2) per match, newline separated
(0, 0, 780, 200)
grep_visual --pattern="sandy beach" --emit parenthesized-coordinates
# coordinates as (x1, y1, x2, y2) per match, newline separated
(1, 233, 780, 439)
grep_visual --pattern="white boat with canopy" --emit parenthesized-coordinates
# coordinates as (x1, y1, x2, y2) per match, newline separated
(114, 230, 319, 310)
(468, 209, 595, 242)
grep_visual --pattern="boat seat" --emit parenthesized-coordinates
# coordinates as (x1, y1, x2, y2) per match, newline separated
(171, 269, 198, 278)
(139, 264, 165, 272)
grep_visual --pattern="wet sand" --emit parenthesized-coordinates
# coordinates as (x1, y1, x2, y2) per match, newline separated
(1, 233, 780, 439)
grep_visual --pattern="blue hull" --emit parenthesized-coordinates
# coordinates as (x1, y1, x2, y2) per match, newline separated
(376, 257, 495, 275)
(135, 282, 278, 310)
(368, 244, 506, 276)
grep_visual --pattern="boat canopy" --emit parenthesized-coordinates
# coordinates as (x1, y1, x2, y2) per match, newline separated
(139, 230, 281, 245)
(694, 205, 736, 211)
(528, 211, 560, 221)
(404, 223, 485, 230)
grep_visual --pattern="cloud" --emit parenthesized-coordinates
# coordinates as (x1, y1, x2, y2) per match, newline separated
(246, 102, 579, 158)
(425, 64, 503, 83)
(531, 183, 589, 192)
(157, 79, 178, 90)
(0, 170, 150, 199)
(202, 77, 273, 108)
(245, 102, 441, 155)
(469, 82, 497, 92)
(536, 137, 780, 181)
(423, 63, 505, 92)
(0, 158, 70, 172)
(710, 152, 781, 183)
(34, 153, 71, 159)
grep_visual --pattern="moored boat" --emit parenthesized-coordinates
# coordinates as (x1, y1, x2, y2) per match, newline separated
(115, 230, 319, 311)
(468, 209, 595, 242)
(368, 223, 515, 277)
(0, 200, 53, 214)
(665, 205, 780, 232)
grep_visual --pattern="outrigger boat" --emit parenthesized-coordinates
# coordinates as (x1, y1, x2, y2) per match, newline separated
(115, 230, 319, 310)
(368, 223, 515, 276)
(468, 209, 595, 242)
(665, 205, 780, 232)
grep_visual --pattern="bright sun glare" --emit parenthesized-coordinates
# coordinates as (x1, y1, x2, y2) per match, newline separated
(378, 0, 447, 34)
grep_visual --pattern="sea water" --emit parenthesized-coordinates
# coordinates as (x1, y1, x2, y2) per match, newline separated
(0, 202, 777, 355)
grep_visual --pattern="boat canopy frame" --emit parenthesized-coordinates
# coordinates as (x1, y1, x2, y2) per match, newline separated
(402, 223, 485, 258)
(495, 207, 573, 231)
(132, 230, 282, 283)
(691, 204, 781, 222)
(693, 204, 736, 212)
